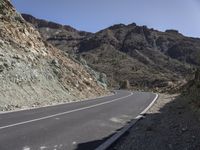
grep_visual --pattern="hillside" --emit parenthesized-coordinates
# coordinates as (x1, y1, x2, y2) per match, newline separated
(22, 14, 92, 55)
(0, 0, 108, 111)
(22, 14, 200, 91)
(183, 70, 200, 107)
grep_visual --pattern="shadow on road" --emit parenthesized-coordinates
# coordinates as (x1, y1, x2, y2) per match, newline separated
(74, 133, 114, 150)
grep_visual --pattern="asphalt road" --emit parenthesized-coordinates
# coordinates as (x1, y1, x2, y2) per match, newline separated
(0, 90, 157, 150)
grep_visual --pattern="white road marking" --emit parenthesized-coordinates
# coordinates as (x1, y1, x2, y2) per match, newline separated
(95, 93, 159, 150)
(72, 141, 77, 145)
(40, 146, 47, 150)
(140, 93, 158, 115)
(110, 117, 124, 124)
(23, 146, 30, 150)
(0, 92, 133, 130)
(135, 115, 143, 119)
(0, 92, 115, 115)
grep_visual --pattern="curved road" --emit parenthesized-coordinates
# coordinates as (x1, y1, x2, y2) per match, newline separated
(0, 90, 157, 150)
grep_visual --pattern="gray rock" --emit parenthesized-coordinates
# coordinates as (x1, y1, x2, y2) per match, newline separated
(99, 73, 107, 84)
(51, 59, 59, 68)
(12, 54, 21, 60)
(0, 62, 4, 72)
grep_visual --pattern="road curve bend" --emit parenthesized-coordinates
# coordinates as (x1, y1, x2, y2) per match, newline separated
(0, 90, 157, 150)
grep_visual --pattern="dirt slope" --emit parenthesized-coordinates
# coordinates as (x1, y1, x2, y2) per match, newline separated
(0, 0, 108, 111)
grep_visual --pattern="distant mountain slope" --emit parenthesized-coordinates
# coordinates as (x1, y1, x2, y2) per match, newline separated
(22, 14, 199, 91)
(22, 14, 92, 54)
(0, 1, 107, 111)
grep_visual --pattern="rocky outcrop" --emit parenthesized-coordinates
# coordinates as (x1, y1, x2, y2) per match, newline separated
(77, 25, 194, 91)
(165, 29, 180, 34)
(182, 69, 200, 107)
(22, 14, 92, 54)
(22, 14, 77, 32)
(0, 0, 108, 111)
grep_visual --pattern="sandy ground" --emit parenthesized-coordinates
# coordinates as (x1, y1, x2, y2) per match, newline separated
(110, 94, 200, 150)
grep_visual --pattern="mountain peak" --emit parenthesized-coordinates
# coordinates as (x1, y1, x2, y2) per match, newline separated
(22, 13, 77, 32)
(108, 24, 126, 30)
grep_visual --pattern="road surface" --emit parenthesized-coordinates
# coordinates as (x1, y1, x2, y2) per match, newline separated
(0, 90, 157, 150)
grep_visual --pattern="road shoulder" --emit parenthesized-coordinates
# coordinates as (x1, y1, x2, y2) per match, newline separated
(110, 93, 200, 150)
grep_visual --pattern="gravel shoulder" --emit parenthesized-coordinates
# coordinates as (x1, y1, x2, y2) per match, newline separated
(110, 93, 200, 150)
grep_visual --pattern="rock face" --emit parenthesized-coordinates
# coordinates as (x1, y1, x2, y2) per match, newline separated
(185, 69, 200, 107)
(22, 14, 92, 55)
(0, 0, 108, 111)
(195, 70, 200, 81)
(22, 14, 200, 91)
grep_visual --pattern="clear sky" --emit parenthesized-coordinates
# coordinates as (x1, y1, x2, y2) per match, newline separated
(11, 0, 200, 37)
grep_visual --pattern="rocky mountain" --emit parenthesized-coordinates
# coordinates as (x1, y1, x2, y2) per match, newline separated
(183, 70, 200, 107)
(0, 0, 108, 111)
(22, 14, 200, 91)
(78, 24, 198, 90)
(22, 14, 92, 54)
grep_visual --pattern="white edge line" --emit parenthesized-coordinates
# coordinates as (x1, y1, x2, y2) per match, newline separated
(95, 93, 159, 150)
(0, 92, 116, 115)
(140, 93, 158, 115)
(0, 92, 133, 130)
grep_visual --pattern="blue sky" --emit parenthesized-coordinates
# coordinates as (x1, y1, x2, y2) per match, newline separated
(11, 0, 200, 37)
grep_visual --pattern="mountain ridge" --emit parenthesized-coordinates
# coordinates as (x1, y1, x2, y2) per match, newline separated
(22, 13, 199, 92)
